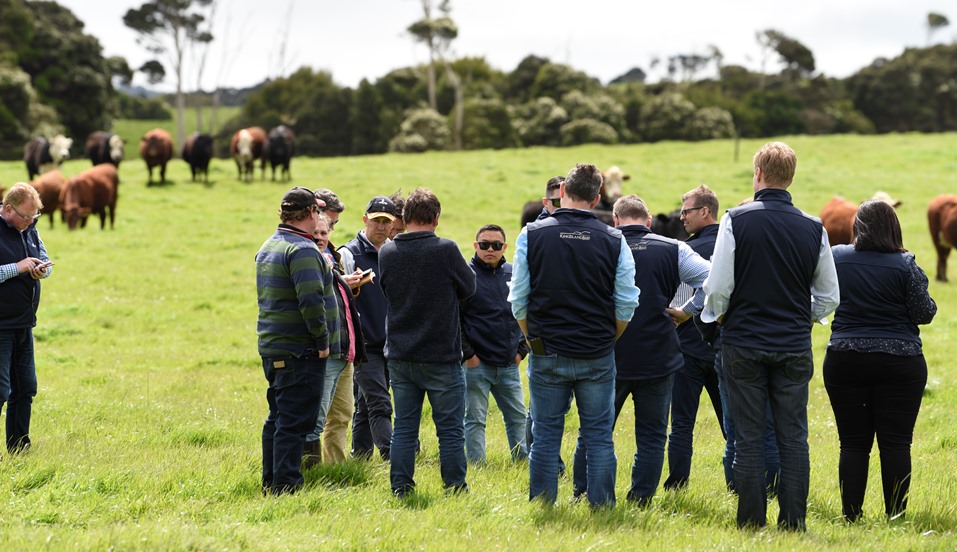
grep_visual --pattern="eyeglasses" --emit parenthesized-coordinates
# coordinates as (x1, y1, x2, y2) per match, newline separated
(328, 219, 338, 228)
(477, 241, 504, 251)
(680, 206, 705, 217)
(9, 204, 41, 222)
(546, 197, 561, 208)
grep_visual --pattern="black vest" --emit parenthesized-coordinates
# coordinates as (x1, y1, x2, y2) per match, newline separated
(0, 216, 41, 329)
(722, 188, 822, 352)
(526, 209, 622, 358)
(830, 245, 921, 344)
(615, 225, 683, 379)
(676, 224, 718, 360)
(342, 233, 389, 350)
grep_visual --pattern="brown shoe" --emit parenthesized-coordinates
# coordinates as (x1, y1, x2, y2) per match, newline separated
(302, 440, 322, 469)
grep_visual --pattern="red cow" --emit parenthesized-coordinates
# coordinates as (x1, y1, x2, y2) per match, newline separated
(230, 127, 266, 182)
(821, 192, 902, 245)
(139, 128, 174, 185)
(928, 194, 957, 282)
(59, 164, 119, 230)
(29, 170, 66, 229)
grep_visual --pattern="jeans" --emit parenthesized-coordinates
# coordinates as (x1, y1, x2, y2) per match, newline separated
(664, 354, 724, 490)
(389, 360, 467, 493)
(724, 344, 812, 531)
(261, 355, 325, 494)
(573, 374, 673, 504)
(352, 349, 393, 460)
(306, 358, 348, 450)
(528, 351, 616, 508)
(715, 345, 780, 494)
(0, 328, 38, 452)
(823, 349, 927, 521)
(465, 362, 528, 463)
(322, 362, 355, 464)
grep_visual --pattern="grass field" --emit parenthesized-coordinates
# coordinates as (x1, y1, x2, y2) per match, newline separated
(1, 132, 956, 550)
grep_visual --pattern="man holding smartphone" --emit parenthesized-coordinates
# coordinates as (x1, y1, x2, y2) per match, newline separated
(1, 183, 53, 455)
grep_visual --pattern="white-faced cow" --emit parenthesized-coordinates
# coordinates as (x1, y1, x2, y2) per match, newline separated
(230, 127, 266, 182)
(86, 131, 125, 167)
(182, 132, 214, 183)
(139, 128, 174, 186)
(263, 125, 296, 181)
(23, 135, 73, 180)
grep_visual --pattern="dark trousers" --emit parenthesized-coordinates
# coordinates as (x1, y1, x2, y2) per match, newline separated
(0, 328, 38, 452)
(261, 356, 325, 494)
(352, 349, 393, 460)
(664, 353, 724, 489)
(823, 349, 927, 521)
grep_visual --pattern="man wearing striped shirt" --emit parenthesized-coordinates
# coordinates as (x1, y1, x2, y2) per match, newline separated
(256, 187, 338, 495)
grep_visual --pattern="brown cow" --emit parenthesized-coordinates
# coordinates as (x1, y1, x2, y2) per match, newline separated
(230, 127, 266, 182)
(29, 170, 66, 229)
(821, 192, 902, 245)
(139, 128, 174, 185)
(928, 194, 957, 282)
(59, 164, 119, 230)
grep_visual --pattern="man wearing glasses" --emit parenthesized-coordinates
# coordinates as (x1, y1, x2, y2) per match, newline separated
(0, 183, 52, 455)
(460, 225, 529, 464)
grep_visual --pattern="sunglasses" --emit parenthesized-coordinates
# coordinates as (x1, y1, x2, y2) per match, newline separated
(680, 206, 705, 216)
(477, 241, 504, 251)
(546, 197, 561, 208)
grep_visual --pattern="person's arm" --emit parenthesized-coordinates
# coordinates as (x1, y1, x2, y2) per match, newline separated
(36, 235, 52, 279)
(452, 245, 476, 301)
(905, 254, 937, 325)
(702, 213, 735, 323)
(337, 245, 362, 289)
(613, 235, 640, 326)
(508, 228, 531, 323)
(677, 242, 711, 315)
(290, 247, 331, 355)
(810, 229, 840, 322)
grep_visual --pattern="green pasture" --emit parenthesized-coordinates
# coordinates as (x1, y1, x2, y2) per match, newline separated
(0, 133, 956, 550)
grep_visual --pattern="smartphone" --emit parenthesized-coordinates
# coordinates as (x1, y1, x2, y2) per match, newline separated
(527, 337, 546, 355)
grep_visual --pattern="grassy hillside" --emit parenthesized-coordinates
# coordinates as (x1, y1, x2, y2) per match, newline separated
(0, 134, 955, 550)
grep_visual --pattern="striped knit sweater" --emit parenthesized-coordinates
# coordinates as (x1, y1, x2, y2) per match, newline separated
(256, 224, 339, 357)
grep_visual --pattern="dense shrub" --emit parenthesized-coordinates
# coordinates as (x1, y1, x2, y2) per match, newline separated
(460, 98, 518, 150)
(115, 94, 171, 120)
(688, 106, 736, 140)
(560, 118, 618, 146)
(510, 97, 568, 147)
(389, 108, 450, 153)
(640, 92, 697, 142)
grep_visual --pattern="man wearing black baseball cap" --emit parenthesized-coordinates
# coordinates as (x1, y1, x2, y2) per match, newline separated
(255, 186, 337, 494)
(339, 195, 398, 461)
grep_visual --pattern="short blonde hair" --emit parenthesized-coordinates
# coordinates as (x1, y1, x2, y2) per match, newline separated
(3, 183, 42, 211)
(682, 184, 719, 214)
(613, 194, 649, 221)
(753, 142, 796, 187)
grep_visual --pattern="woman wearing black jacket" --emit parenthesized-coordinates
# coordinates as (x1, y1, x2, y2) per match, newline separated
(823, 200, 937, 522)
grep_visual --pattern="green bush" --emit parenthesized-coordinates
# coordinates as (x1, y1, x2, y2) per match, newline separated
(560, 118, 618, 146)
(115, 94, 171, 120)
(388, 108, 450, 153)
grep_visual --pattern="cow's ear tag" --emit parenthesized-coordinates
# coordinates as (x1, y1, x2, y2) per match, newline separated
(273, 360, 286, 369)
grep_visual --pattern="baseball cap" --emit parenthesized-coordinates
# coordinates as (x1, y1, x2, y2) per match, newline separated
(281, 187, 323, 211)
(365, 195, 397, 221)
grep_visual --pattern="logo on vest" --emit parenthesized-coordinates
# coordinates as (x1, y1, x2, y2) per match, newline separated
(559, 231, 591, 241)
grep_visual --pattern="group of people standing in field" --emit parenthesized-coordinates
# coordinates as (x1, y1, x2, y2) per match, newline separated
(254, 141, 936, 531)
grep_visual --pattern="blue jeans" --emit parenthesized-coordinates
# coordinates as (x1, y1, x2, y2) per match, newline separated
(465, 362, 527, 463)
(0, 328, 38, 452)
(665, 353, 724, 490)
(715, 345, 780, 494)
(307, 358, 348, 444)
(261, 355, 325, 494)
(723, 344, 812, 531)
(528, 351, 616, 508)
(572, 374, 673, 504)
(389, 360, 467, 493)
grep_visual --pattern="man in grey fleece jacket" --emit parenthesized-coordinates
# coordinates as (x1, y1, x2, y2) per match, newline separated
(378, 188, 476, 498)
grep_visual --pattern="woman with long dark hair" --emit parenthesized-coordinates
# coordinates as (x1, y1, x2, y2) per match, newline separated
(823, 199, 937, 521)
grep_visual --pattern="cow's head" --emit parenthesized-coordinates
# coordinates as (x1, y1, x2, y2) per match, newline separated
(600, 165, 630, 202)
(49, 134, 73, 164)
(237, 129, 254, 159)
(108, 134, 124, 163)
(195, 134, 214, 156)
(871, 191, 902, 209)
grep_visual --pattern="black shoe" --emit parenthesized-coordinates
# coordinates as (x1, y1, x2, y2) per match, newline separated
(302, 440, 322, 469)
(351, 449, 374, 460)
(445, 482, 469, 495)
(393, 485, 415, 499)
(626, 491, 653, 508)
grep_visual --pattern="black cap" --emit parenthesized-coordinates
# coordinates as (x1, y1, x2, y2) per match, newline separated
(365, 196, 397, 221)
(281, 187, 321, 212)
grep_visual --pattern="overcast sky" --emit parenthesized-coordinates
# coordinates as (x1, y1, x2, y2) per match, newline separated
(57, 0, 954, 92)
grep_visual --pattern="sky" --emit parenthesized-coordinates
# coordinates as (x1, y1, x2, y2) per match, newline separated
(56, 0, 955, 92)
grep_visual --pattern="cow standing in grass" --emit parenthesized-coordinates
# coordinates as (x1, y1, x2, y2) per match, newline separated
(86, 131, 125, 167)
(28, 171, 66, 229)
(59, 164, 119, 230)
(182, 132, 214, 183)
(23, 135, 72, 181)
(139, 129, 174, 186)
(820, 192, 902, 246)
(230, 127, 266, 182)
(263, 126, 296, 182)
(928, 194, 957, 282)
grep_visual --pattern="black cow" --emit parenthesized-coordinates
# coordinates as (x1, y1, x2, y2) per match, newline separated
(85, 131, 124, 167)
(651, 208, 690, 241)
(262, 126, 296, 181)
(182, 132, 214, 183)
(23, 135, 73, 180)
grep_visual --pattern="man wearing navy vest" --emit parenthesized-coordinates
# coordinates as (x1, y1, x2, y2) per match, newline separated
(571, 195, 710, 506)
(509, 163, 639, 508)
(1, 183, 52, 455)
(703, 142, 839, 531)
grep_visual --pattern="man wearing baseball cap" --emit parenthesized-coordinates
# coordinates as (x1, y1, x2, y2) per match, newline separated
(255, 187, 338, 494)
(339, 195, 398, 461)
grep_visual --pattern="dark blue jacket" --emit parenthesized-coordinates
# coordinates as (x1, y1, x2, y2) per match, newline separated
(722, 188, 823, 352)
(830, 245, 923, 345)
(341, 232, 389, 351)
(615, 225, 683, 380)
(0, 216, 42, 329)
(461, 255, 527, 367)
(678, 224, 719, 360)
(526, 208, 623, 359)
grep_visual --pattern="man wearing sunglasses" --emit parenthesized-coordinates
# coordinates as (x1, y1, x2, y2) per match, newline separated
(460, 225, 529, 465)
(509, 163, 640, 508)
(0, 183, 53, 456)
